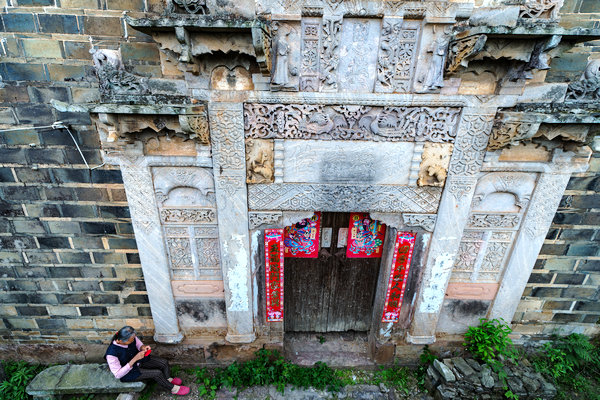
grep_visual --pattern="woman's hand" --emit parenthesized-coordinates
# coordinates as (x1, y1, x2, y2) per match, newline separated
(141, 345, 151, 353)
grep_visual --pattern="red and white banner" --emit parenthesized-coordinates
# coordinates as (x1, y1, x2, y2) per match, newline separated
(265, 229, 284, 322)
(381, 232, 416, 323)
(346, 213, 386, 258)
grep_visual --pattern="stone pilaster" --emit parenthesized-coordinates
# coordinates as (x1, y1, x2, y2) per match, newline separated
(208, 102, 255, 343)
(119, 156, 183, 343)
(408, 110, 495, 344)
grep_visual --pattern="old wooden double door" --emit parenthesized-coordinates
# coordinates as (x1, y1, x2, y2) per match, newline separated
(284, 212, 383, 332)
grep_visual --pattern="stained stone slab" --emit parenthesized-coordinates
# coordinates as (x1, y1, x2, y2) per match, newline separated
(26, 364, 145, 397)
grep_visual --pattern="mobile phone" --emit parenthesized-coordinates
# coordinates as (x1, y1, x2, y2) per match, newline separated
(144, 349, 151, 357)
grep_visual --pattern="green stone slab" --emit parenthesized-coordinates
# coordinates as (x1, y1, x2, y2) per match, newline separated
(26, 364, 145, 396)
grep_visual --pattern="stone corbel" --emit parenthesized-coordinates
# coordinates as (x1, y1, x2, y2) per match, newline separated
(252, 26, 272, 75)
(175, 26, 192, 63)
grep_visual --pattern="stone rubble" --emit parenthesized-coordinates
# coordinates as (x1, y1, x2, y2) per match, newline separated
(425, 357, 557, 400)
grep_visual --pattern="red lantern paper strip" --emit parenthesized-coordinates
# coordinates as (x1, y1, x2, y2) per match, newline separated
(265, 229, 284, 322)
(381, 232, 416, 323)
(346, 212, 386, 258)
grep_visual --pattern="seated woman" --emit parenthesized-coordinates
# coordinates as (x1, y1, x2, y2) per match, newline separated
(105, 326, 189, 395)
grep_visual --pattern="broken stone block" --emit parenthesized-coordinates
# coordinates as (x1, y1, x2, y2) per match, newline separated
(451, 357, 477, 377)
(433, 359, 456, 383)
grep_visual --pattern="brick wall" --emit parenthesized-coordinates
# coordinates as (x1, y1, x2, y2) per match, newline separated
(0, 0, 164, 344)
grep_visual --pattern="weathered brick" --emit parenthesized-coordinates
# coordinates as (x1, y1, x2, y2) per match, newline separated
(27, 86, 70, 103)
(37, 14, 80, 34)
(107, 238, 136, 249)
(38, 280, 68, 291)
(120, 42, 159, 62)
(118, 223, 134, 235)
(542, 300, 573, 310)
(71, 88, 100, 103)
(74, 188, 109, 201)
(0, 86, 30, 103)
(52, 168, 91, 184)
(14, 104, 54, 124)
(21, 39, 63, 59)
(58, 251, 90, 264)
(71, 237, 104, 250)
(0, 62, 48, 81)
(3, 318, 38, 330)
(36, 318, 67, 331)
(582, 315, 600, 324)
(71, 281, 100, 291)
(81, 222, 116, 235)
(561, 287, 598, 299)
(17, 0, 54, 5)
(37, 237, 71, 249)
(24, 251, 57, 264)
(137, 307, 151, 316)
(580, 0, 600, 12)
(567, 244, 598, 256)
(25, 204, 61, 217)
(558, 229, 595, 241)
(0, 168, 15, 182)
(39, 128, 73, 146)
(528, 272, 554, 284)
(530, 287, 562, 298)
(572, 195, 600, 209)
(0, 218, 12, 233)
(553, 212, 583, 225)
(91, 169, 123, 184)
(554, 273, 587, 285)
(16, 306, 48, 316)
(27, 148, 66, 164)
(575, 301, 600, 312)
(56, 111, 91, 125)
(57, 294, 89, 304)
(0, 147, 26, 163)
(567, 176, 600, 191)
(92, 252, 125, 264)
(14, 168, 52, 183)
(551, 313, 581, 323)
(60, 204, 97, 218)
(0, 264, 18, 277)
(13, 266, 48, 278)
(44, 187, 76, 201)
(110, 189, 128, 201)
(46, 305, 78, 317)
(26, 293, 59, 304)
(64, 149, 102, 166)
(4, 280, 38, 291)
(47, 64, 95, 83)
(124, 294, 149, 304)
(587, 213, 600, 226)
(2, 129, 40, 145)
(0, 202, 25, 217)
(1, 14, 37, 33)
(99, 206, 130, 219)
(47, 221, 81, 234)
(60, 0, 100, 8)
(125, 253, 140, 264)
(13, 220, 46, 234)
(91, 294, 119, 304)
(82, 16, 123, 36)
(80, 266, 115, 278)
(78, 306, 107, 316)
(1, 186, 41, 201)
(101, 281, 125, 291)
(0, 107, 16, 124)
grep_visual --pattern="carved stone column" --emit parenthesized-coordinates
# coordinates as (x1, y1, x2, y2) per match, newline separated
(119, 155, 183, 343)
(208, 102, 255, 343)
(489, 169, 571, 323)
(408, 110, 495, 344)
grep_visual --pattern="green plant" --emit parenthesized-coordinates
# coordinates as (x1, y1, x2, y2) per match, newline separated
(373, 365, 412, 394)
(464, 318, 516, 363)
(0, 361, 43, 400)
(317, 335, 326, 344)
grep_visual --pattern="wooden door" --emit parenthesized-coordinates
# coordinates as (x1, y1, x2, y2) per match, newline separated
(284, 212, 383, 332)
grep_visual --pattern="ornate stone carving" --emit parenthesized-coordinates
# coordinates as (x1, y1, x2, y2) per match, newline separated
(217, 175, 246, 196)
(210, 108, 245, 170)
(467, 214, 521, 228)
(454, 241, 482, 271)
(300, 18, 321, 92)
(160, 208, 217, 224)
(448, 115, 494, 176)
(488, 119, 541, 150)
(418, 143, 453, 187)
(153, 167, 216, 207)
(566, 59, 600, 101)
(271, 23, 299, 91)
(248, 184, 442, 213)
(446, 35, 487, 74)
(167, 237, 193, 268)
(472, 172, 537, 210)
(120, 164, 159, 234)
(524, 174, 570, 239)
(167, 0, 209, 14)
(403, 213, 437, 232)
(243, 104, 461, 142)
(246, 139, 274, 184)
(195, 238, 221, 269)
(179, 113, 210, 144)
(252, 26, 272, 75)
(91, 48, 149, 99)
(337, 19, 381, 92)
(248, 211, 283, 229)
(519, 0, 562, 20)
(447, 177, 477, 202)
(421, 35, 450, 92)
(375, 18, 419, 93)
(320, 15, 342, 92)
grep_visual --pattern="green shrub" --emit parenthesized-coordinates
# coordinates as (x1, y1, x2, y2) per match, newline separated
(0, 361, 43, 400)
(463, 318, 516, 363)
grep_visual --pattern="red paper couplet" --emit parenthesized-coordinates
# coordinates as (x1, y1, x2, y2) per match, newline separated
(381, 232, 416, 323)
(346, 213, 386, 258)
(265, 229, 284, 322)
(284, 212, 321, 258)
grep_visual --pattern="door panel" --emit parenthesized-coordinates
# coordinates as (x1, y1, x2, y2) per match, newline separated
(284, 212, 382, 332)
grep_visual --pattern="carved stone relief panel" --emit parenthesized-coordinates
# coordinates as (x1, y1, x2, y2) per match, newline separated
(375, 18, 420, 93)
(337, 18, 381, 92)
(248, 183, 442, 213)
(246, 139, 274, 184)
(320, 15, 343, 92)
(248, 211, 283, 229)
(418, 143, 453, 187)
(300, 18, 321, 92)
(164, 225, 222, 280)
(244, 103, 461, 142)
(271, 22, 300, 91)
(280, 140, 415, 185)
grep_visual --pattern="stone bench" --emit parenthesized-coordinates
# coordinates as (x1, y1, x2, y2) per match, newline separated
(26, 364, 145, 400)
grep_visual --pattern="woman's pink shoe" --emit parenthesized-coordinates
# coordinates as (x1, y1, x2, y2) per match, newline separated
(171, 377, 182, 385)
(175, 386, 190, 395)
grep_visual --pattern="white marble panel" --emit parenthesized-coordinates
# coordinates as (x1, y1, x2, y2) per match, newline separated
(282, 140, 415, 185)
(337, 18, 381, 92)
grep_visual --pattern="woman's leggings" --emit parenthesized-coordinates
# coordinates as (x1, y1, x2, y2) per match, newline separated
(135, 355, 174, 390)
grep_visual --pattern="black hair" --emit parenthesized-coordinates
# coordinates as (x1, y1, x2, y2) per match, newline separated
(110, 326, 136, 344)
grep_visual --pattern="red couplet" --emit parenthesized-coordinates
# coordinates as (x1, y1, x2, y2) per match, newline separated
(265, 229, 285, 322)
(346, 212, 386, 258)
(381, 232, 416, 323)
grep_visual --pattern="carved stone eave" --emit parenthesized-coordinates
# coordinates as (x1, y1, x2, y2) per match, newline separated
(453, 26, 600, 42)
(125, 15, 271, 74)
(51, 99, 204, 116)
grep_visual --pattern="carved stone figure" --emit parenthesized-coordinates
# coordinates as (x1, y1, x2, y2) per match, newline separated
(418, 143, 453, 187)
(246, 139, 274, 184)
(90, 47, 149, 99)
(422, 35, 449, 92)
(272, 34, 291, 87)
(566, 59, 600, 101)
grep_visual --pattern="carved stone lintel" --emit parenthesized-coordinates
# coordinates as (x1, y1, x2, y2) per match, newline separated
(248, 211, 283, 229)
(446, 35, 487, 74)
(244, 104, 461, 143)
(403, 213, 437, 232)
